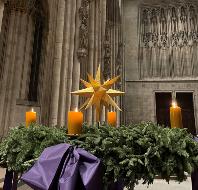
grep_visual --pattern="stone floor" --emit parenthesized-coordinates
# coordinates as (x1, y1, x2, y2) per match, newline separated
(0, 168, 192, 190)
(0, 168, 5, 189)
(134, 178, 191, 190)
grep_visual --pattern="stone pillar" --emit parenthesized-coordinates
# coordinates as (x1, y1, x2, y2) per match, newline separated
(57, 0, 72, 126)
(57, 0, 81, 126)
(100, 0, 107, 122)
(0, 9, 16, 137)
(38, 27, 48, 124)
(93, 0, 100, 123)
(77, 0, 90, 124)
(86, 0, 95, 124)
(0, 8, 29, 136)
(70, 0, 81, 111)
(64, 0, 77, 121)
(49, 0, 65, 126)
(7, 12, 28, 130)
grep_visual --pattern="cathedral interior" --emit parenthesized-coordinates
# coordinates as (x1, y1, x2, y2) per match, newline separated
(0, 0, 198, 138)
(0, 0, 198, 137)
(0, 0, 198, 189)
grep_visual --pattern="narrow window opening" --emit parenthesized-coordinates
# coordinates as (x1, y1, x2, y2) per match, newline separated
(155, 92, 172, 127)
(28, 14, 43, 102)
(176, 92, 196, 135)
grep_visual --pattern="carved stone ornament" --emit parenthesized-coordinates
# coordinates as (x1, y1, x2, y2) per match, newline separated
(116, 43, 123, 90)
(103, 24, 111, 80)
(77, 0, 90, 64)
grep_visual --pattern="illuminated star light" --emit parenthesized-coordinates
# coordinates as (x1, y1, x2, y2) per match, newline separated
(71, 65, 125, 122)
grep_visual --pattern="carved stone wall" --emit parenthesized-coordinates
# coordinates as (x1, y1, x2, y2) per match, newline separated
(139, 3, 198, 78)
(123, 0, 198, 133)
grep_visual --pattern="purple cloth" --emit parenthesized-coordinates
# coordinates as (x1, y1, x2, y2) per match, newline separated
(21, 143, 103, 190)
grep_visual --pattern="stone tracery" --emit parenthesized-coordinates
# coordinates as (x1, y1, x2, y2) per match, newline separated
(139, 3, 198, 78)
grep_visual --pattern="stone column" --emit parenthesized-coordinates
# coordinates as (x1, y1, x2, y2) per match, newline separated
(100, 0, 107, 122)
(57, 0, 81, 126)
(70, 0, 81, 111)
(39, 1, 57, 125)
(0, 8, 26, 136)
(49, 0, 65, 126)
(38, 27, 48, 124)
(86, 0, 95, 124)
(7, 12, 28, 130)
(92, 0, 100, 123)
(64, 0, 77, 121)
(77, 0, 90, 123)
(57, 0, 72, 126)
(0, 9, 16, 137)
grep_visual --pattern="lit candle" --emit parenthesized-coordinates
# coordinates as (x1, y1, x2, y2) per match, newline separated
(170, 101, 183, 129)
(68, 108, 83, 135)
(26, 107, 37, 127)
(107, 111, 117, 127)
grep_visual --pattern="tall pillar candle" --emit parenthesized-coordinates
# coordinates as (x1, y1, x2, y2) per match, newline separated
(68, 109, 83, 135)
(26, 108, 36, 127)
(107, 111, 117, 127)
(170, 102, 183, 129)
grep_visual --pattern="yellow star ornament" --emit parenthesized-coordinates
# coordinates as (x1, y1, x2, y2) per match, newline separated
(71, 65, 125, 122)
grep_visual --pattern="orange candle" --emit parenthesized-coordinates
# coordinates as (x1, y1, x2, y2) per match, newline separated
(170, 101, 183, 129)
(107, 111, 117, 127)
(26, 108, 36, 127)
(68, 108, 83, 135)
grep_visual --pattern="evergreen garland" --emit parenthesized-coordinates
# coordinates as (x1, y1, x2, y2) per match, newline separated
(0, 122, 198, 189)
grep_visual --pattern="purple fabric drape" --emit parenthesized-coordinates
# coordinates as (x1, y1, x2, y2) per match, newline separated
(21, 143, 103, 190)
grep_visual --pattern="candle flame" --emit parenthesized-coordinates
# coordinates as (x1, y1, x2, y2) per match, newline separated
(172, 101, 177, 108)
(75, 108, 78, 112)
(31, 107, 34, 112)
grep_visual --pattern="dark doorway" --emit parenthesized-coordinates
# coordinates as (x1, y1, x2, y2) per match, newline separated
(155, 92, 172, 128)
(176, 92, 196, 135)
